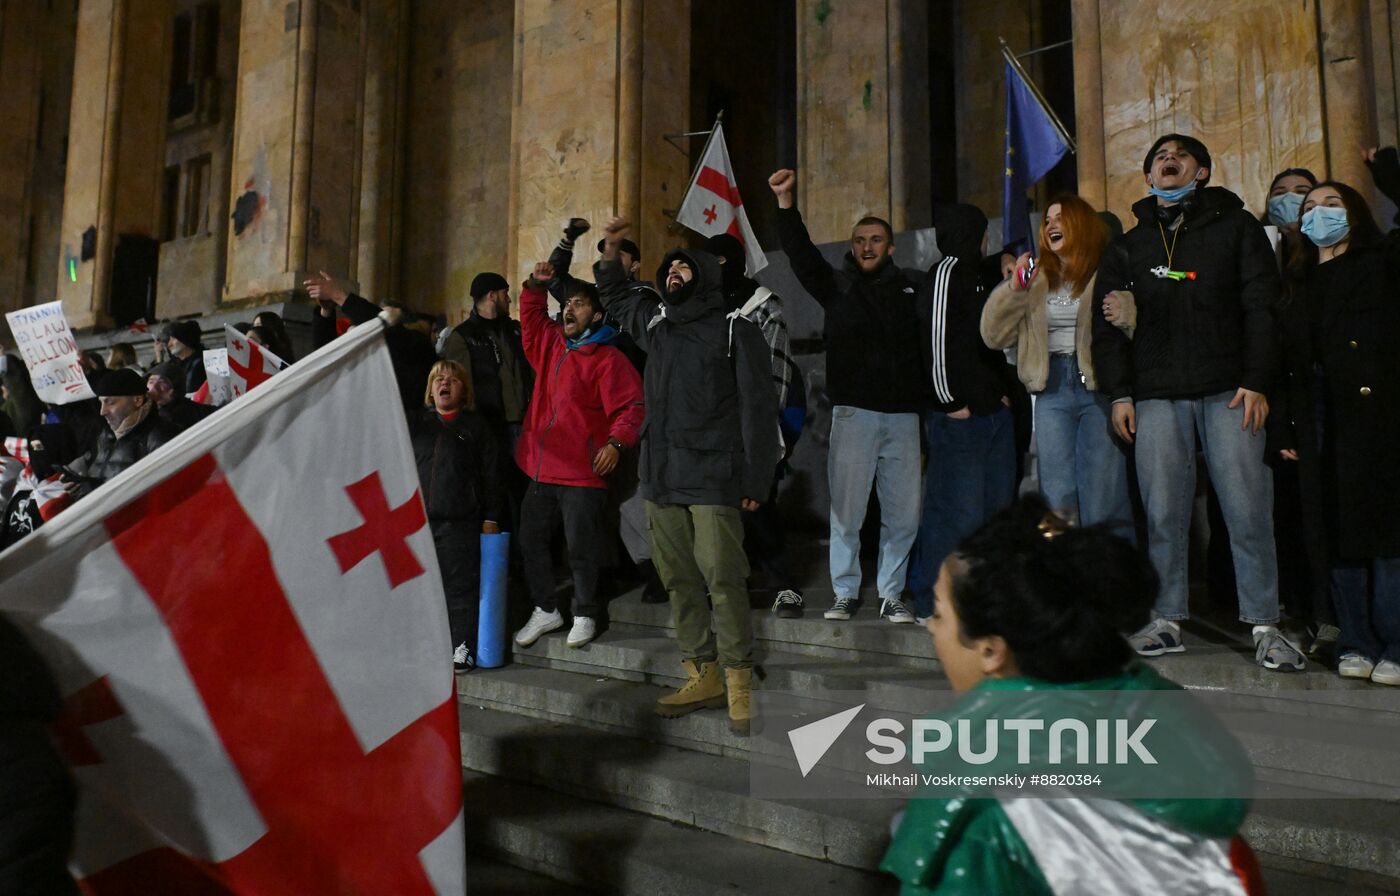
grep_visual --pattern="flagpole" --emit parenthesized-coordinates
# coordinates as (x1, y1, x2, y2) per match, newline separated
(999, 38, 1076, 154)
(678, 110, 725, 205)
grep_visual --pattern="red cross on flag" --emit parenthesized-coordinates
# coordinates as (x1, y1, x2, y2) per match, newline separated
(675, 122, 768, 275)
(0, 321, 465, 894)
(225, 323, 287, 399)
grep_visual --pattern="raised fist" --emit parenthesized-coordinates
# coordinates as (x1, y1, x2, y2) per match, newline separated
(530, 261, 555, 286)
(768, 169, 796, 208)
(564, 217, 591, 241)
(603, 216, 631, 244)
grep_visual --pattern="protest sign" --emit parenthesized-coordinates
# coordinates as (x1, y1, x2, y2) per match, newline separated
(203, 348, 231, 405)
(4, 301, 96, 404)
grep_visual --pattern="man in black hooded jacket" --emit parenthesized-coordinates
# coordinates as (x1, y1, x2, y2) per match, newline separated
(1091, 133, 1300, 672)
(596, 216, 777, 737)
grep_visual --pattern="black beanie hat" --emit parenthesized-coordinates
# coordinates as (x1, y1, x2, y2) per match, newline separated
(470, 272, 509, 299)
(149, 361, 184, 386)
(703, 233, 744, 266)
(93, 367, 147, 397)
(1143, 134, 1213, 185)
(169, 320, 203, 351)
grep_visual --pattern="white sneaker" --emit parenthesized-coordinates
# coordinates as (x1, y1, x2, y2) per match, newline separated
(514, 608, 564, 647)
(566, 616, 597, 648)
(452, 642, 475, 673)
(1253, 627, 1306, 672)
(824, 596, 858, 621)
(1372, 659, 1400, 686)
(1338, 653, 1376, 679)
(881, 597, 917, 624)
(1129, 618, 1185, 656)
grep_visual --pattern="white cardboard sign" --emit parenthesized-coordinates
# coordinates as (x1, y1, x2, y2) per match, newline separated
(4, 301, 96, 404)
(203, 348, 231, 406)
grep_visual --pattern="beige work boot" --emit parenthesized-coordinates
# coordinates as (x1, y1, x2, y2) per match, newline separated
(725, 667, 753, 736)
(655, 659, 725, 718)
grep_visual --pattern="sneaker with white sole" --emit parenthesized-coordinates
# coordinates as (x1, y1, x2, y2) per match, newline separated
(772, 590, 804, 618)
(566, 616, 597, 648)
(881, 597, 916, 624)
(1129, 618, 1185, 656)
(1338, 653, 1376, 679)
(453, 642, 475, 673)
(1372, 659, 1400, 686)
(1254, 627, 1306, 672)
(514, 608, 564, 647)
(824, 596, 859, 621)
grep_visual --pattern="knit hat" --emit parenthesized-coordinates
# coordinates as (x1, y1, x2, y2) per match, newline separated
(92, 368, 147, 397)
(168, 320, 203, 351)
(470, 272, 509, 299)
(148, 360, 183, 386)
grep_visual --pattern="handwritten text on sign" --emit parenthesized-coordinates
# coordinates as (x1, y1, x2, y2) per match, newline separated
(5, 301, 96, 404)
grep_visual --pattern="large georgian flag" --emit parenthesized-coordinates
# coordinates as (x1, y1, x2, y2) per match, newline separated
(0, 319, 465, 894)
(675, 122, 769, 275)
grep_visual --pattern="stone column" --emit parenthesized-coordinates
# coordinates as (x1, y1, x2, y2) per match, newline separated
(1319, 0, 1379, 196)
(54, 0, 170, 330)
(0, 2, 44, 316)
(1070, 0, 1108, 211)
(507, 0, 689, 285)
(223, 0, 364, 305)
(355, 0, 409, 300)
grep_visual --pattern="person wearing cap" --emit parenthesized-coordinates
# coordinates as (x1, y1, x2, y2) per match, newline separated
(439, 272, 532, 437)
(1091, 133, 1299, 671)
(147, 361, 215, 434)
(163, 320, 207, 395)
(78, 368, 175, 494)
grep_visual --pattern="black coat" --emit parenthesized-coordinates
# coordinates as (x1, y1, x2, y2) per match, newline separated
(81, 410, 174, 493)
(410, 407, 504, 525)
(599, 249, 779, 506)
(775, 206, 929, 413)
(0, 617, 78, 894)
(440, 312, 533, 428)
(314, 296, 440, 419)
(158, 395, 216, 434)
(1092, 187, 1280, 401)
(1270, 238, 1400, 558)
(178, 352, 207, 395)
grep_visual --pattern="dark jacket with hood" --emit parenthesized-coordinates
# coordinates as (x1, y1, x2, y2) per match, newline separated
(157, 395, 216, 434)
(0, 615, 79, 895)
(598, 248, 779, 506)
(1091, 186, 1280, 401)
(918, 204, 1013, 415)
(173, 351, 207, 396)
(775, 206, 928, 413)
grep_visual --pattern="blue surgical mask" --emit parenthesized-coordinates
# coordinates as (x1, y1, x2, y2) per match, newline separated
(1301, 206, 1350, 247)
(1149, 182, 1198, 203)
(1266, 192, 1304, 227)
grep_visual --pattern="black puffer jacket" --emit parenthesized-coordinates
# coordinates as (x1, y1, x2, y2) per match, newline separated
(775, 206, 928, 413)
(410, 407, 504, 524)
(0, 616, 78, 894)
(81, 410, 174, 494)
(1092, 186, 1280, 401)
(599, 249, 779, 506)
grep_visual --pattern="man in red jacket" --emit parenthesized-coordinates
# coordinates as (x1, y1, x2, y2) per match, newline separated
(513, 261, 646, 649)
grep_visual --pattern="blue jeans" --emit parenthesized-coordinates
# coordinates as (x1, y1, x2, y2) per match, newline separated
(908, 405, 1017, 617)
(1332, 558, 1400, 664)
(828, 407, 921, 601)
(1034, 355, 1133, 538)
(1135, 391, 1279, 623)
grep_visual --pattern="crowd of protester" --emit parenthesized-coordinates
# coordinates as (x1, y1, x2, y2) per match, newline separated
(3, 133, 1399, 724)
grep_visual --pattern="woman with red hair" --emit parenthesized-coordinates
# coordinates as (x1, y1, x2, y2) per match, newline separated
(981, 195, 1134, 534)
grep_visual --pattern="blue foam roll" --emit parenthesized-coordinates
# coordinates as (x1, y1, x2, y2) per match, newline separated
(476, 532, 511, 668)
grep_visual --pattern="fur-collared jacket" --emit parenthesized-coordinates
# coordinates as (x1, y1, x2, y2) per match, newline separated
(981, 273, 1135, 393)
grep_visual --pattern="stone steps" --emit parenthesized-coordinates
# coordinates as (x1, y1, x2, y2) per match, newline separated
(456, 661, 1400, 887)
(460, 771, 892, 895)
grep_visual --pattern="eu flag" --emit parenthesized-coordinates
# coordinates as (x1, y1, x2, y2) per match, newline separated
(1002, 59, 1071, 254)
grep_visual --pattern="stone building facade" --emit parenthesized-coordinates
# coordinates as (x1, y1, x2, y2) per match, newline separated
(0, 0, 1396, 338)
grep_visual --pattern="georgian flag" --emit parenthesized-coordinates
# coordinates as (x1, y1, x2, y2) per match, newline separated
(0, 320, 466, 894)
(225, 324, 287, 399)
(675, 122, 769, 275)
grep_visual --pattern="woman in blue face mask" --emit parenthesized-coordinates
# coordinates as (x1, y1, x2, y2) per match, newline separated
(1271, 153, 1400, 686)
(1262, 168, 1317, 232)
